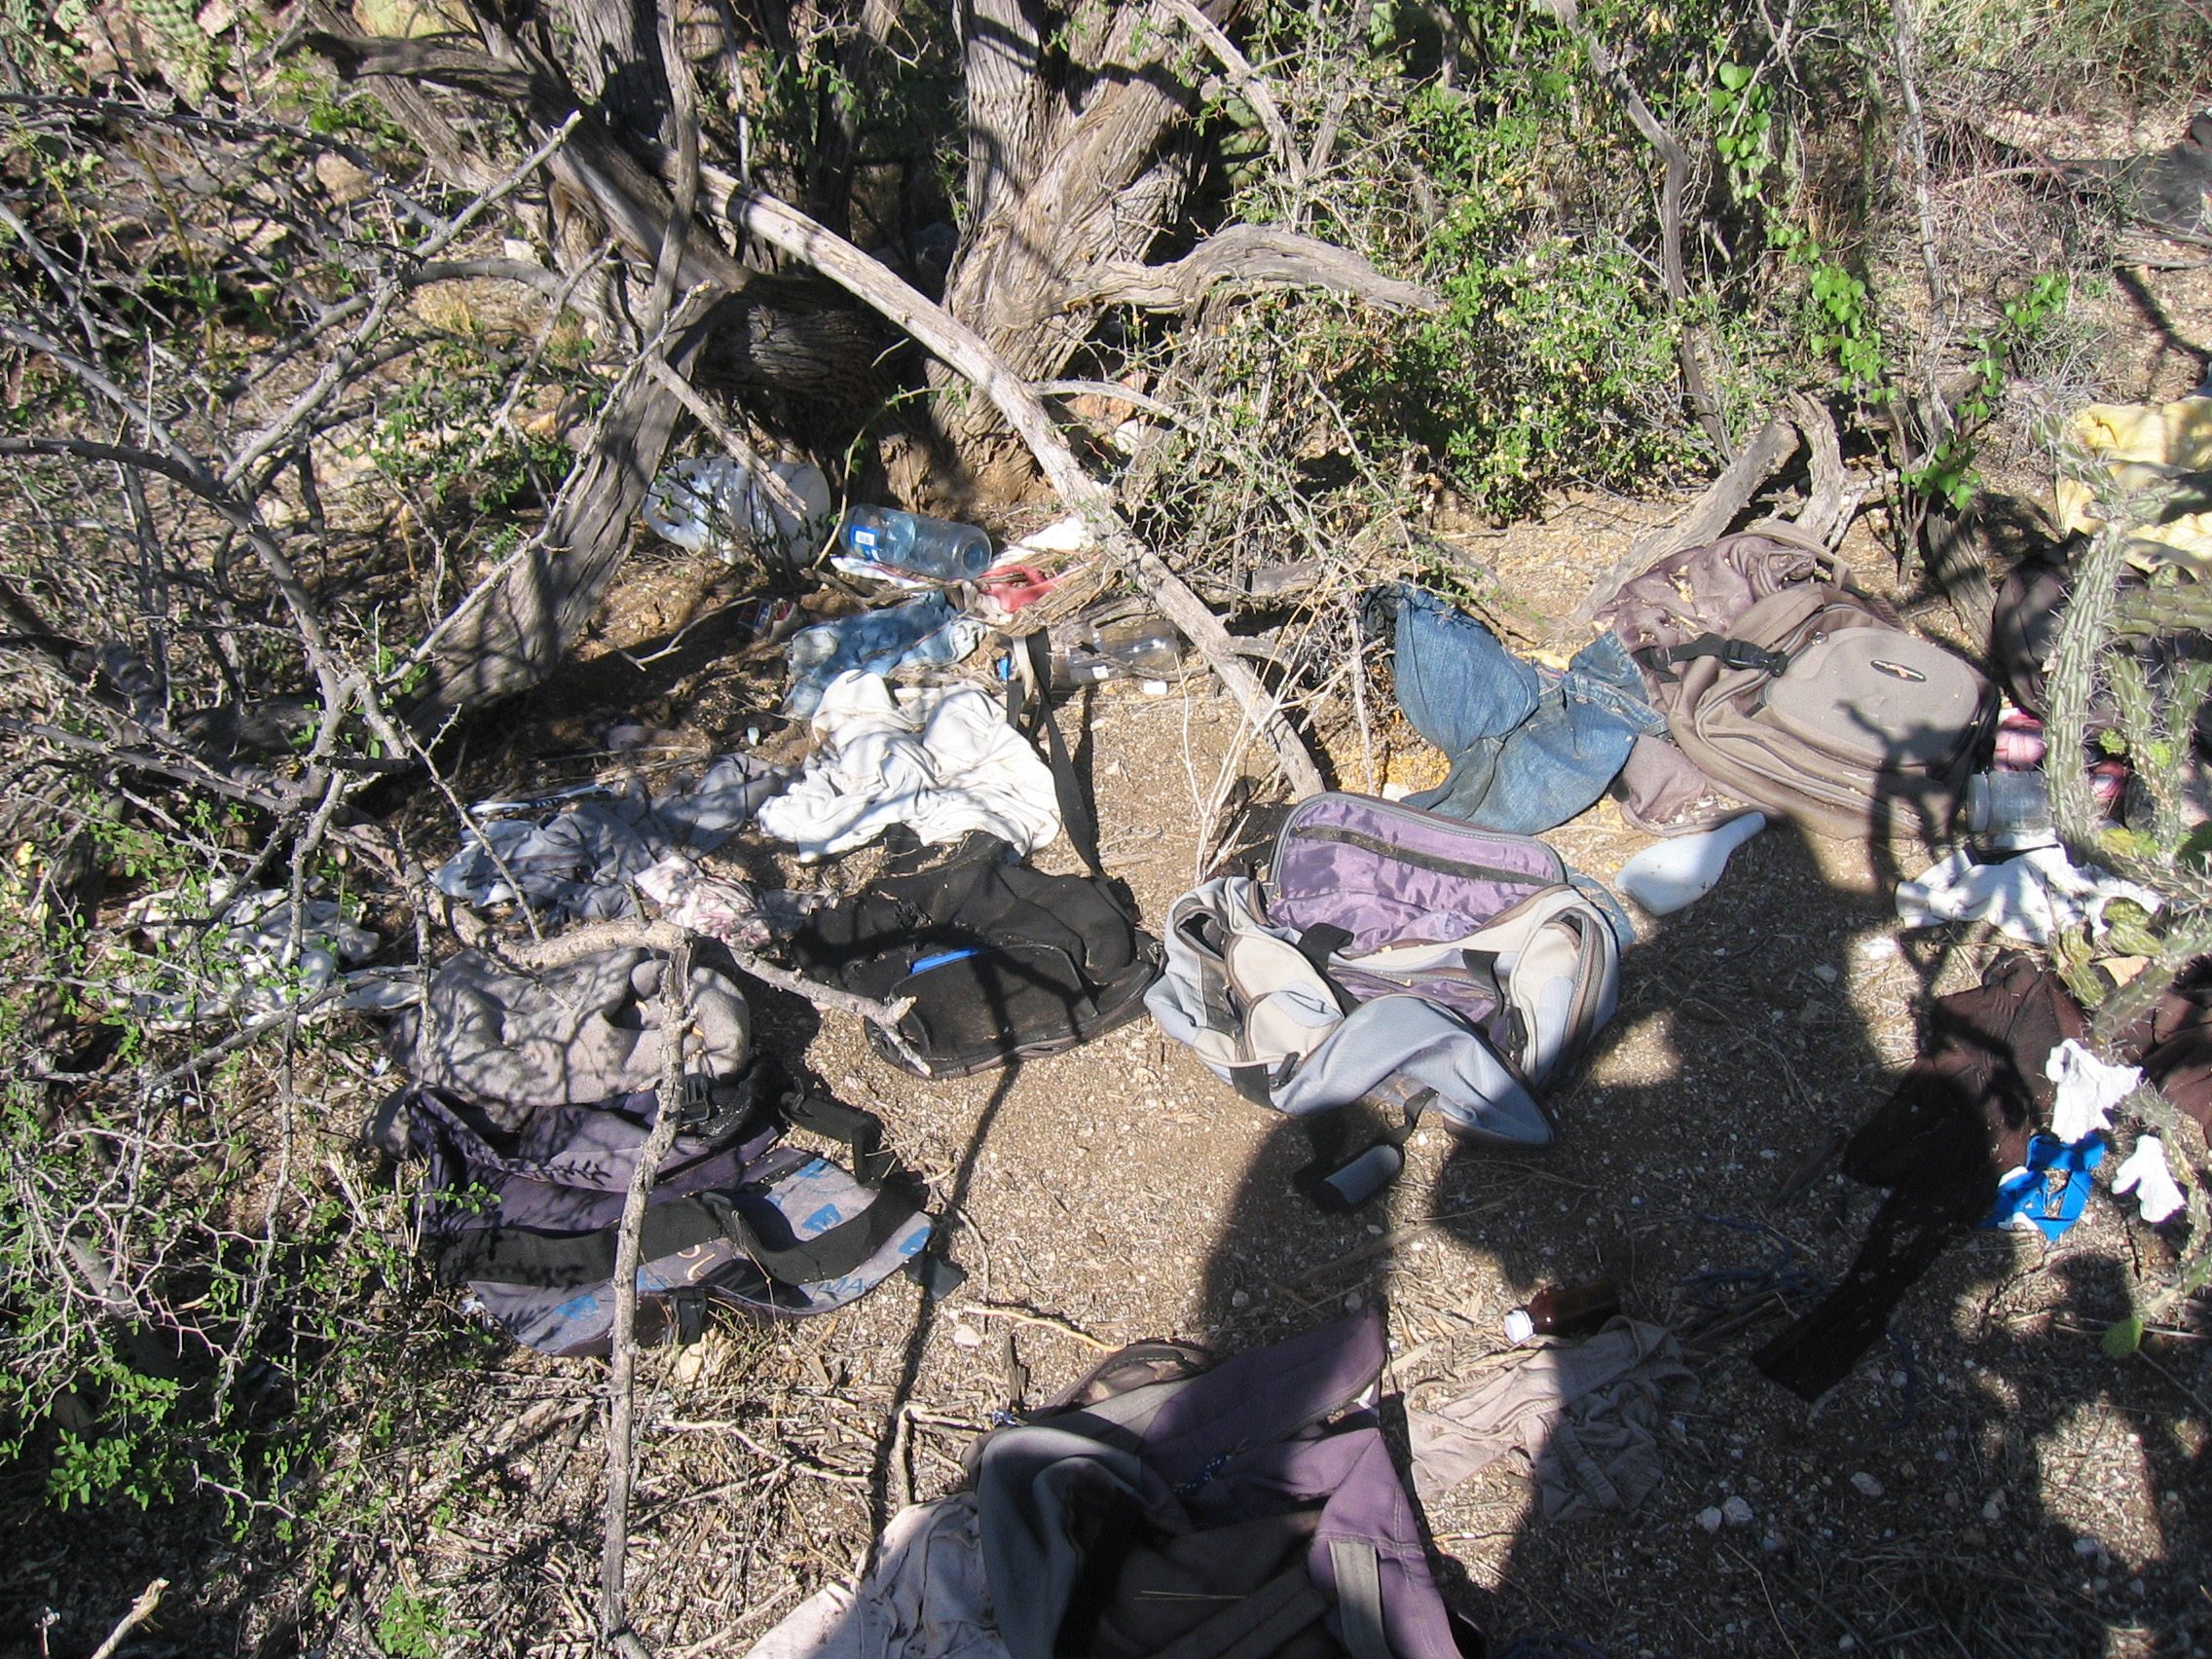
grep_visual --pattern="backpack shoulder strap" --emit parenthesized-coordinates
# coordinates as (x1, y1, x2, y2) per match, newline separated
(1008, 630, 1105, 878)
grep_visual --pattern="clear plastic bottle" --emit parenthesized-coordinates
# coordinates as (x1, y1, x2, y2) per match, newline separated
(1051, 618, 1183, 689)
(839, 504, 993, 580)
(1503, 1278, 1622, 1344)
(1962, 769, 2052, 840)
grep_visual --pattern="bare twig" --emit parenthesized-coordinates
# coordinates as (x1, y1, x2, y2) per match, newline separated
(961, 1303, 1116, 1350)
(601, 933, 693, 1655)
(89, 1578, 167, 1659)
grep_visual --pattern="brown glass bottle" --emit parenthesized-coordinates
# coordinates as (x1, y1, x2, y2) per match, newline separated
(1503, 1278, 1621, 1343)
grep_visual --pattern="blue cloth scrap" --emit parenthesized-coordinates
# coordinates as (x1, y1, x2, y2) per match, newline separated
(1382, 584, 1664, 835)
(1983, 1132, 2105, 1241)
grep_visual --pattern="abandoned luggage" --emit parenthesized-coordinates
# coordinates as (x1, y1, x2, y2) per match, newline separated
(786, 830, 1163, 1076)
(970, 1309, 1475, 1659)
(379, 1060, 931, 1355)
(374, 946, 932, 1354)
(1148, 793, 1619, 1157)
(1600, 531, 1995, 837)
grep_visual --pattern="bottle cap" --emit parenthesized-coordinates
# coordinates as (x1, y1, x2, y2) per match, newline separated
(1503, 1308, 1535, 1344)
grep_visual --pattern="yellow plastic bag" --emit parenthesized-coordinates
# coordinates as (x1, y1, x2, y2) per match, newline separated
(2054, 397, 2212, 571)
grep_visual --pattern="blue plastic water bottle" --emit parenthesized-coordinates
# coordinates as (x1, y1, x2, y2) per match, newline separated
(839, 504, 992, 580)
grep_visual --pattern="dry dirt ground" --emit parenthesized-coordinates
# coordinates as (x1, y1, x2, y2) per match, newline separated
(17, 249, 2212, 1659)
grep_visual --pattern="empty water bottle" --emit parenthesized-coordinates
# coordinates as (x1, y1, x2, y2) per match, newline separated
(1051, 618, 1183, 689)
(1503, 1278, 1622, 1344)
(839, 504, 993, 580)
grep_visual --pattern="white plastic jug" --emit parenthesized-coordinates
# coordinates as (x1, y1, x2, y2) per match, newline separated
(1616, 812, 1766, 916)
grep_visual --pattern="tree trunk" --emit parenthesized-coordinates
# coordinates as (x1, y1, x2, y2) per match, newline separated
(935, 0, 1238, 460)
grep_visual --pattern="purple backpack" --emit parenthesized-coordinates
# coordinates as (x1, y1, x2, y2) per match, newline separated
(379, 1066, 933, 1355)
(1149, 794, 1620, 1199)
(969, 1309, 1477, 1659)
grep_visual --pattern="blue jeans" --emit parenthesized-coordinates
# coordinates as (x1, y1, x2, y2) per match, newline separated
(1387, 584, 1664, 835)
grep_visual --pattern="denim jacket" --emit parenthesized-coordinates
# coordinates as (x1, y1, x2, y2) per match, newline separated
(1382, 583, 1665, 836)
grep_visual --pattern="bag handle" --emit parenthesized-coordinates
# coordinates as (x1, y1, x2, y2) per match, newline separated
(1634, 632, 1791, 682)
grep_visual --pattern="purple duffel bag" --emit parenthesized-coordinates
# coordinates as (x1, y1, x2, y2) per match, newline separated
(970, 1309, 1479, 1659)
(1149, 794, 1620, 1168)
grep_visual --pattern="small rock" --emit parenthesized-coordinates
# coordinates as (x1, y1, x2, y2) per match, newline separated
(313, 151, 374, 204)
(1851, 1472, 1884, 1498)
(1760, 1530, 1785, 1554)
(2073, 1536, 2107, 1561)
(1722, 1495, 1754, 1527)
(1230, 1289, 1250, 1309)
(1981, 1496, 2004, 1522)
(1813, 963, 1839, 983)
(1698, 1506, 1724, 1534)
(951, 1324, 983, 1349)
(1838, 1638, 1857, 1653)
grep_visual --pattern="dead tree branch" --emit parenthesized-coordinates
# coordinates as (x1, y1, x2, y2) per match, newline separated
(1159, 0, 1305, 189)
(714, 184, 1328, 799)
(1065, 224, 1441, 315)
(1567, 416, 1799, 631)
(89, 1579, 169, 1659)
(600, 932, 690, 1657)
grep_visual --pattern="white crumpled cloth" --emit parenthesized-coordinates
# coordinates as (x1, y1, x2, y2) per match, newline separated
(748, 1493, 1007, 1659)
(2045, 1038, 2144, 1142)
(2114, 1134, 2187, 1223)
(756, 672, 1059, 860)
(1896, 845, 2162, 946)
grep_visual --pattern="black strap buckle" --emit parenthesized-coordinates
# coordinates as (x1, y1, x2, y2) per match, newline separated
(676, 1071, 718, 1127)
(663, 1286, 708, 1346)
(1714, 638, 1789, 674)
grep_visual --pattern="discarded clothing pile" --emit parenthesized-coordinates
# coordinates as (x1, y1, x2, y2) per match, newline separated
(374, 946, 934, 1354)
(1755, 951, 2209, 1400)
(756, 672, 1061, 860)
(1896, 842, 2163, 946)
(1372, 531, 1995, 851)
(1408, 1316, 1697, 1522)
(433, 756, 786, 925)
